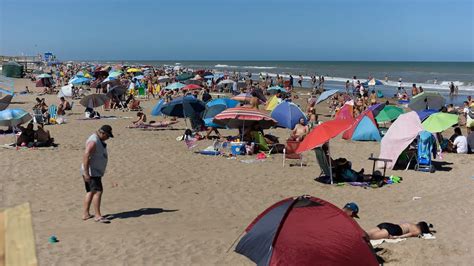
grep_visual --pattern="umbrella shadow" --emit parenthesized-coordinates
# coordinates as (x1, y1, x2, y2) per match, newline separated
(105, 208, 178, 220)
(432, 161, 453, 172)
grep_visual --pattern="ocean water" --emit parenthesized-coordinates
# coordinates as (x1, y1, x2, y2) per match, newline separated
(96, 60, 473, 104)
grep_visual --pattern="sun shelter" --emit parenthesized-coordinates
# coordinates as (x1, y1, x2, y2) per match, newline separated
(342, 111, 381, 141)
(271, 101, 307, 129)
(335, 103, 353, 120)
(378, 111, 423, 169)
(235, 195, 378, 266)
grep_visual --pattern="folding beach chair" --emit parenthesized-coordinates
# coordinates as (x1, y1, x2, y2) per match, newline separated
(282, 140, 304, 167)
(32, 108, 45, 124)
(252, 131, 274, 155)
(314, 147, 332, 178)
(48, 104, 58, 121)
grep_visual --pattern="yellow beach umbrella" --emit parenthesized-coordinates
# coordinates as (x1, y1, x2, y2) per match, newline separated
(265, 95, 280, 111)
(127, 68, 142, 73)
(84, 73, 92, 78)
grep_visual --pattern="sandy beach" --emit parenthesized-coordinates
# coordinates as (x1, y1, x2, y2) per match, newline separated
(1, 78, 473, 265)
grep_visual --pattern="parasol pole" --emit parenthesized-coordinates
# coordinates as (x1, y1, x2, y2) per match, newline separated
(328, 142, 333, 184)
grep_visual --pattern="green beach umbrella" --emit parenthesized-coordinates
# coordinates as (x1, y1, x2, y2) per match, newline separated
(176, 73, 194, 81)
(375, 106, 404, 123)
(422, 112, 458, 133)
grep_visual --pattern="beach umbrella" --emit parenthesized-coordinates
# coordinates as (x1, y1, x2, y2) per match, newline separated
(363, 78, 384, 87)
(235, 195, 379, 266)
(0, 108, 32, 127)
(57, 84, 73, 98)
(32, 69, 44, 75)
(232, 93, 253, 103)
(165, 82, 186, 90)
(183, 84, 202, 91)
(213, 107, 277, 129)
(0, 95, 13, 111)
(295, 118, 354, 184)
(133, 75, 145, 80)
(79, 94, 109, 108)
(93, 70, 109, 78)
(204, 74, 214, 79)
(366, 103, 385, 117)
(108, 85, 127, 97)
(271, 101, 307, 129)
(160, 96, 206, 119)
(176, 73, 194, 81)
(151, 99, 165, 116)
(108, 71, 122, 78)
(267, 85, 287, 94)
(36, 73, 52, 79)
(416, 109, 438, 122)
(408, 92, 446, 111)
(127, 68, 142, 73)
(375, 105, 404, 123)
(69, 77, 91, 85)
(101, 76, 117, 83)
(422, 112, 458, 133)
(217, 79, 235, 86)
(316, 89, 339, 104)
(0, 87, 14, 96)
(184, 79, 203, 85)
(157, 75, 170, 82)
(203, 98, 239, 128)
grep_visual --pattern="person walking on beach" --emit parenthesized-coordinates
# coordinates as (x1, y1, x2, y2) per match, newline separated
(81, 125, 114, 223)
(298, 75, 303, 87)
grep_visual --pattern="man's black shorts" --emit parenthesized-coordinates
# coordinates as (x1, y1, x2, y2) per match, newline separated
(84, 176, 103, 192)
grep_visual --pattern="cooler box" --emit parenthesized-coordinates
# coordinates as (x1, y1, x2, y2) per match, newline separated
(231, 142, 246, 155)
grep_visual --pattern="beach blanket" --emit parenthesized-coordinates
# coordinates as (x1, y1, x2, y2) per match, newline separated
(76, 115, 128, 120)
(370, 238, 406, 246)
(1, 143, 57, 150)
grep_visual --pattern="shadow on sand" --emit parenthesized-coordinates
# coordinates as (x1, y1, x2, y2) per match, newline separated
(431, 161, 453, 172)
(105, 208, 178, 220)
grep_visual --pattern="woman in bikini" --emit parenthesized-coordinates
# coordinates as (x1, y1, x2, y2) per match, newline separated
(367, 221, 434, 240)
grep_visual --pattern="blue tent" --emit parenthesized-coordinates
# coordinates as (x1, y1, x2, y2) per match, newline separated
(151, 99, 165, 116)
(203, 98, 239, 128)
(351, 116, 381, 141)
(271, 101, 307, 129)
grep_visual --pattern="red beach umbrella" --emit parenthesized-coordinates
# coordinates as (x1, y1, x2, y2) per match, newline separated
(213, 107, 277, 129)
(182, 84, 202, 91)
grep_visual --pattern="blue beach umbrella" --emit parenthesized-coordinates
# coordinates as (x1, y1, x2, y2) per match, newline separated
(416, 109, 439, 122)
(160, 96, 206, 118)
(0, 87, 14, 96)
(267, 86, 287, 94)
(151, 99, 165, 116)
(165, 82, 186, 90)
(316, 89, 339, 104)
(202, 98, 239, 128)
(0, 108, 32, 127)
(108, 71, 122, 78)
(271, 101, 307, 129)
(69, 77, 91, 85)
(204, 75, 214, 79)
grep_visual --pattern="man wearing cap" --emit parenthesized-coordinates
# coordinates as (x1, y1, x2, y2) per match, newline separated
(81, 125, 113, 223)
(343, 202, 360, 219)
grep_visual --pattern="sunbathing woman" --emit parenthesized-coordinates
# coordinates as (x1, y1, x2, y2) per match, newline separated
(130, 112, 147, 127)
(367, 221, 434, 240)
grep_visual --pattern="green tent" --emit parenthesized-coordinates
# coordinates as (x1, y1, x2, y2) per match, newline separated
(2, 62, 23, 78)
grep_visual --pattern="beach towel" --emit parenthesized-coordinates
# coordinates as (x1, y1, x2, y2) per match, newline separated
(370, 238, 406, 246)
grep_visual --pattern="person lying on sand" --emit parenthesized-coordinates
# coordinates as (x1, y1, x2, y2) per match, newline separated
(367, 221, 435, 240)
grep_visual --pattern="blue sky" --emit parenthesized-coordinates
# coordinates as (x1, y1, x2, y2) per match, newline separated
(1, 0, 473, 61)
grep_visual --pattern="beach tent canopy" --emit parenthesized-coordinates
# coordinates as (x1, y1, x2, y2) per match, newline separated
(235, 195, 378, 266)
(57, 84, 73, 98)
(378, 111, 423, 169)
(160, 96, 206, 118)
(271, 101, 307, 129)
(408, 92, 446, 111)
(335, 103, 353, 120)
(422, 112, 458, 133)
(2, 61, 23, 78)
(342, 111, 381, 141)
(151, 99, 165, 116)
(202, 98, 239, 128)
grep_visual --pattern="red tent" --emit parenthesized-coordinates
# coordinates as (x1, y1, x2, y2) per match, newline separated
(235, 196, 378, 266)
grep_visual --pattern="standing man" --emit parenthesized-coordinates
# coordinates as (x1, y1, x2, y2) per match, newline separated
(82, 125, 114, 223)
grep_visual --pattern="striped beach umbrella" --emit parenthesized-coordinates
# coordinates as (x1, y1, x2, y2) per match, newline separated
(213, 107, 277, 129)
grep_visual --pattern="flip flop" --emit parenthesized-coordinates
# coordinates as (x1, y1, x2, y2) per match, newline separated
(82, 215, 94, 221)
(94, 217, 111, 224)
